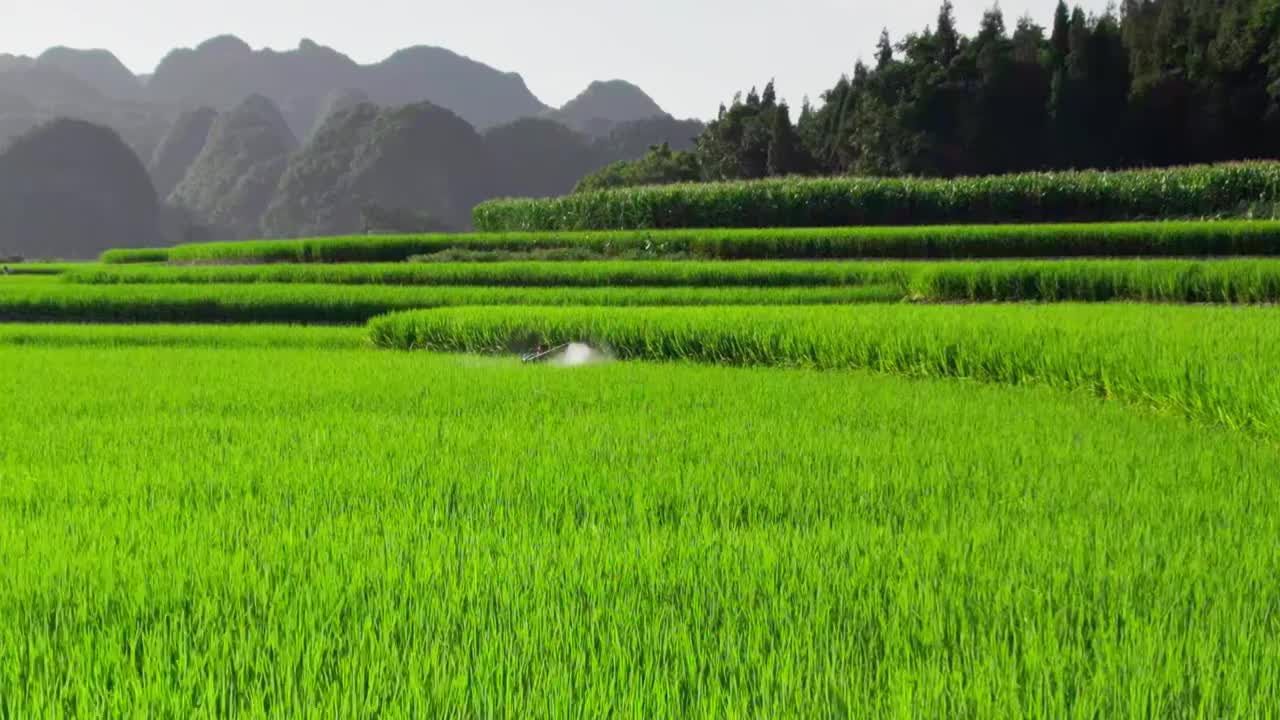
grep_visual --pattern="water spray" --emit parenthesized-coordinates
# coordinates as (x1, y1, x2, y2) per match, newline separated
(521, 342, 611, 367)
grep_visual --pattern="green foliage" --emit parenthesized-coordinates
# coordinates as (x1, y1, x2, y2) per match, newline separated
(1121, 0, 1280, 165)
(696, 80, 814, 182)
(591, 116, 704, 159)
(574, 143, 702, 193)
(473, 163, 1280, 231)
(766, 104, 805, 176)
(99, 248, 170, 264)
(371, 303, 1280, 435)
(790, 0, 1279, 177)
(5, 340, 1278, 714)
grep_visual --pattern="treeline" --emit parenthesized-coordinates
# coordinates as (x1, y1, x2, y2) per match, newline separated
(583, 0, 1280, 189)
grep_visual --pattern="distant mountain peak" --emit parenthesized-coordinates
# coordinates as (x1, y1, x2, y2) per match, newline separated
(169, 92, 299, 238)
(308, 88, 371, 138)
(585, 79, 646, 92)
(148, 106, 218, 197)
(264, 99, 493, 237)
(33, 46, 140, 100)
(0, 53, 33, 68)
(144, 35, 547, 134)
(0, 117, 160, 258)
(195, 35, 253, 57)
(227, 93, 298, 150)
(548, 79, 666, 137)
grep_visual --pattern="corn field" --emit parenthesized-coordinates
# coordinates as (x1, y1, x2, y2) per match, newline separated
(474, 161, 1280, 231)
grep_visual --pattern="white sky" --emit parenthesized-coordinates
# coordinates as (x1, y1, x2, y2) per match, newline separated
(0, 0, 1112, 119)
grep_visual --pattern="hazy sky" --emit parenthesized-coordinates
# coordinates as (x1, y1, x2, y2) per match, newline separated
(1, 0, 1111, 118)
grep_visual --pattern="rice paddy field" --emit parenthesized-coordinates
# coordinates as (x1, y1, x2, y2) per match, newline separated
(0, 276, 899, 323)
(63, 257, 1280, 303)
(7, 208, 1280, 716)
(97, 220, 1280, 263)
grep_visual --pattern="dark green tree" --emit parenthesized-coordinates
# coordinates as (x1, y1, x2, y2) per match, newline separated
(936, 1, 961, 66)
(697, 80, 797, 180)
(767, 103, 805, 176)
(761, 81, 777, 108)
(680, 0, 1280, 182)
(1050, 1, 1071, 66)
(876, 29, 895, 69)
(575, 143, 702, 192)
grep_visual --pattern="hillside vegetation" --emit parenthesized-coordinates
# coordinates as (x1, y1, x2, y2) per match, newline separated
(263, 102, 492, 237)
(147, 106, 217, 197)
(168, 95, 298, 239)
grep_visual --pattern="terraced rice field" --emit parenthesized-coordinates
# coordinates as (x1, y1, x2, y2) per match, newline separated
(3, 332, 1279, 716)
(100, 220, 1280, 263)
(65, 257, 1280, 303)
(8, 216, 1280, 715)
(0, 274, 899, 323)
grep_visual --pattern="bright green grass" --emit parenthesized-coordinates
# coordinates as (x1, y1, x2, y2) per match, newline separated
(101, 220, 1280, 264)
(372, 304, 1280, 436)
(0, 281, 899, 323)
(1, 340, 1277, 716)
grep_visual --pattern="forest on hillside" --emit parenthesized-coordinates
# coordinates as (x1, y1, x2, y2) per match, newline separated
(588, 0, 1280, 189)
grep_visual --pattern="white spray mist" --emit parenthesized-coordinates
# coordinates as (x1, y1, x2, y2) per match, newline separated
(549, 343, 612, 367)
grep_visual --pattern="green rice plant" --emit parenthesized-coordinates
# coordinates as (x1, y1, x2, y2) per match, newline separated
(473, 161, 1280, 231)
(0, 281, 900, 323)
(98, 248, 171, 264)
(0, 323, 366, 349)
(99, 220, 1280, 265)
(909, 258, 1280, 302)
(0, 262, 88, 275)
(67, 260, 916, 288)
(408, 246, 701, 262)
(371, 304, 1280, 435)
(1, 340, 1278, 715)
(66, 258, 1280, 304)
